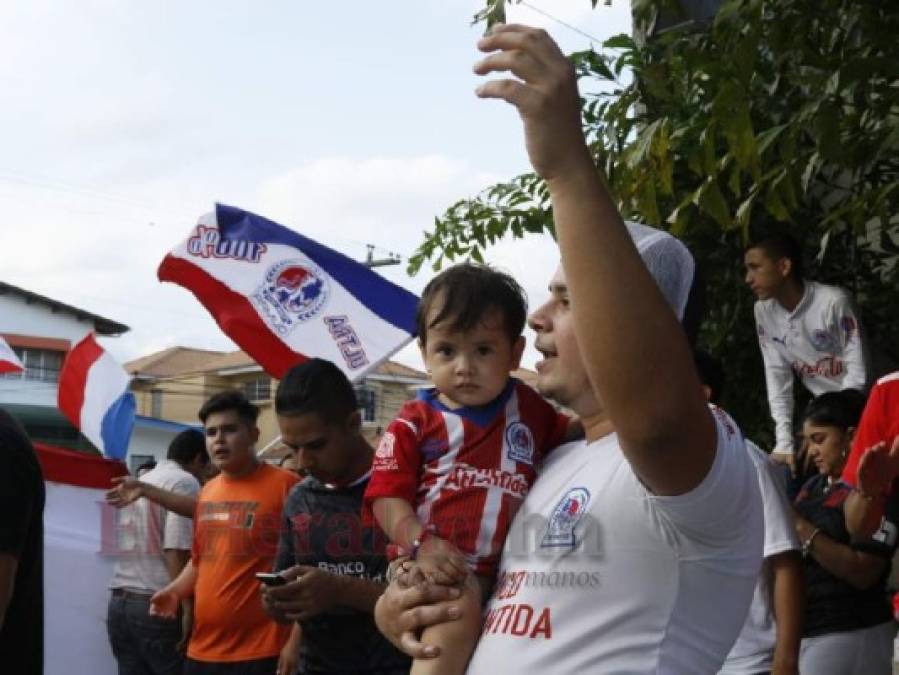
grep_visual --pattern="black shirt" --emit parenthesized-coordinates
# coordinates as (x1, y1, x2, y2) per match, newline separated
(0, 410, 45, 675)
(274, 474, 410, 675)
(794, 474, 898, 637)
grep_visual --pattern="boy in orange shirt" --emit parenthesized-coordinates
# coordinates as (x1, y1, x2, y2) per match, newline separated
(150, 391, 298, 674)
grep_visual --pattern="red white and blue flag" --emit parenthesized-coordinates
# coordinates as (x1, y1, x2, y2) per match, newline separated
(57, 333, 135, 460)
(0, 335, 24, 374)
(158, 204, 419, 380)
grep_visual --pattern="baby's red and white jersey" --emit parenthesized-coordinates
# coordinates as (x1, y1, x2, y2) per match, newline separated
(363, 379, 568, 577)
(754, 281, 868, 453)
(842, 371, 899, 494)
(466, 406, 763, 674)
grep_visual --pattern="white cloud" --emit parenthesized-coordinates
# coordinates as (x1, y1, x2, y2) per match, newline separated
(255, 155, 501, 263)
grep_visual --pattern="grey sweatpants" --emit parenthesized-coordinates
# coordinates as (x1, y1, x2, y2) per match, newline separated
(799, 621, 897, 675)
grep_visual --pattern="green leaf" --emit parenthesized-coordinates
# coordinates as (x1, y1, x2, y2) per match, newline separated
(695, 178, 732, 229)
(604, 34, 636, 51)
(763, 186, 790, 222)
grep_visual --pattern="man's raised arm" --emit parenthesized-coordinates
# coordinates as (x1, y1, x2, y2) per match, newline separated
(106, 476, 197, 518)
(474, 24, 714, 495)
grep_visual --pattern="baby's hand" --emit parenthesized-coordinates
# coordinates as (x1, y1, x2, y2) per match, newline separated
(415, 535, 469, 586)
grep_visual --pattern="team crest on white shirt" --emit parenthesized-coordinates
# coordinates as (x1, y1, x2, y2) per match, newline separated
(811, 328, 835, 352)
(541, 487, 591, 549)
(505, 422, 535, 465)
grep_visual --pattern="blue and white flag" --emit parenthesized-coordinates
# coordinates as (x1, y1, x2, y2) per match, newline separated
(158, 204, 419, 380)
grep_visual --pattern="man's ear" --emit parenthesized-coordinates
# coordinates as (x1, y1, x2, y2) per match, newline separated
(511, 336, 526, 369)
(777, 256, 793, 278)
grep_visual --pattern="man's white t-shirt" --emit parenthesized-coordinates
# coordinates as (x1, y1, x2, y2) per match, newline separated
(754, 280, 867, 452)
(109, 460, 200, 593)
(466, 407, 764, 675)
(719, 442, 800, 674)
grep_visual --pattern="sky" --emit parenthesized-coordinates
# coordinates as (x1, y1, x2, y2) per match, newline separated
(0, 0, 632, 373)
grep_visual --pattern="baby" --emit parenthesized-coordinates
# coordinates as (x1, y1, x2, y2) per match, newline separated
(364, 263, 576, 674)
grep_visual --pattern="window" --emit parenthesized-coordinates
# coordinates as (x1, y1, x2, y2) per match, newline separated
(243, 377, 271, 402)
(150, 389, 163, 418)
(0, 347, 63, 382)
(355, 385, 377, 423)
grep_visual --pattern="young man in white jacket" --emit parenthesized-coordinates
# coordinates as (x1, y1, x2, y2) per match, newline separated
(744, 234, 868, 466)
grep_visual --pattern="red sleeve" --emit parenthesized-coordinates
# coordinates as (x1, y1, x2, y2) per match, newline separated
(842, 383, 886, 488)
(362, 404, 423, 525)
(519, 382, 570, 458)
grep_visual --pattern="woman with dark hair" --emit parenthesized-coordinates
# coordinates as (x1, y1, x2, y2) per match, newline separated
(793, 389, 898, 674)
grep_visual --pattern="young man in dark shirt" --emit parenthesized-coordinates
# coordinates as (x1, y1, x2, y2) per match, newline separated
(0, 408, 45, 675)
(261, 359, 410, 674)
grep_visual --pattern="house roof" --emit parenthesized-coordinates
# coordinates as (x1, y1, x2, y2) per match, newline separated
(0, 280, 129, 336)
(126, 346, 226, 377)
(126, 346, 428, 381)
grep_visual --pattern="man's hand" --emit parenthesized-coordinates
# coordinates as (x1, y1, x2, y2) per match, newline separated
(261, 566, 340, 622)
(106, 476, 145, 508)
(373, 577, 462, 659)
(474, 24, 589, 182)
(857, 437, 899, 498)
(415, 536, 469, 586)
(149, 588, 180, 619)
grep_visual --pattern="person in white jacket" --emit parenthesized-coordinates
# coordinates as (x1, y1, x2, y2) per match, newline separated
(744, 234, 868, 466)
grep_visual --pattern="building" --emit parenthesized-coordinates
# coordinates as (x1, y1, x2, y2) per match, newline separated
(0, 280, 203, 471)
(126, 347, 430, 461)
(0, 280, 129, 449)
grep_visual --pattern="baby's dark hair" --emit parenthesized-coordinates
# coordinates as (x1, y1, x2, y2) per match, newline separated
(416, 263, 527, 345)
(802, 389, 866, 431)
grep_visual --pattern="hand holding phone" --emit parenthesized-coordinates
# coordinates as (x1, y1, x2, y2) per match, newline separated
(256, 572, 287, 587)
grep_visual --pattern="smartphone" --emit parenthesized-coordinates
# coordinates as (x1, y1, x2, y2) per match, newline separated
(255, 573, 287, 587)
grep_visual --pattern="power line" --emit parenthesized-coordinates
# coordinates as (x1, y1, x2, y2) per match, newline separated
(518, 1, 606, 44)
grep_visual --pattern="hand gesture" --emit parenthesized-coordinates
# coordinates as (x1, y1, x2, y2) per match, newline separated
(149, 589, 180, 619)
(857, 437, 899, 499)
(373, 580, 461, 659)
(262, 566, 339, 622)
(106, 476, 144, 508)
(414, 535, 469, 586)
(474, 24, 590, 182)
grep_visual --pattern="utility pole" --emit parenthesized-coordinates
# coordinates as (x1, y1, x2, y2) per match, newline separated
(363, 244, 401, 269)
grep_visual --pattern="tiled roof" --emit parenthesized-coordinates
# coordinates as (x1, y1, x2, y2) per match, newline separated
(125, 347, 226, 377)
(127, 345, 428, 381)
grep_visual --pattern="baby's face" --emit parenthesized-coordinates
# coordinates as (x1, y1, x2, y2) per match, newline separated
(420, 308, 524, 409)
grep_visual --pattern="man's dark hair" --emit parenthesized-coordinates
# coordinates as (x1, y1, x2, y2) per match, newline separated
(167, 429, 208, 465)
(747, 233, 805, 279)
(802, 389, 866, 431)
(198, 390, 259, 426)
(275, 358, 357, 425)
(416, 263, 527, 345)
(693, 350, 724, 405)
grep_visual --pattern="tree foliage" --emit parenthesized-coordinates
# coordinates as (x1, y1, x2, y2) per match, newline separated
(409, 0, 899, 445)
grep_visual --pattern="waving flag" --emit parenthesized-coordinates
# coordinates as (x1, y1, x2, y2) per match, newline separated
(0, 335, 24, 374)
(158, 203, 419, 380)
(58, 333, 135, 460)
